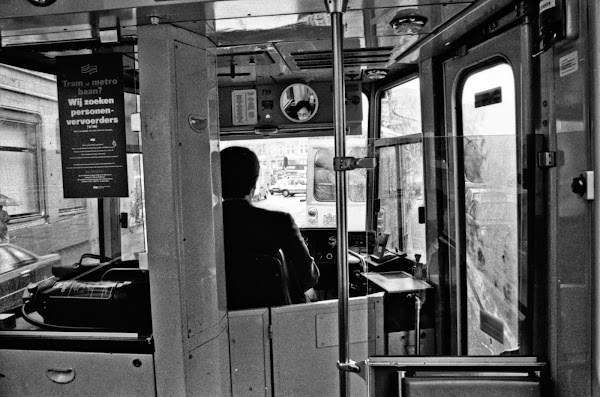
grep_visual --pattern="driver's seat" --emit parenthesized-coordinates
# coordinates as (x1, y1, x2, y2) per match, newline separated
(225, 250, 293, 310)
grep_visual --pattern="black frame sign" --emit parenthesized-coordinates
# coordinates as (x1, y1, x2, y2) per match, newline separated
(57, 54, 128, 198)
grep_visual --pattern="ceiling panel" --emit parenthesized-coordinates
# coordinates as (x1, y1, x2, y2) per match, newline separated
(0, 0, 477, 85)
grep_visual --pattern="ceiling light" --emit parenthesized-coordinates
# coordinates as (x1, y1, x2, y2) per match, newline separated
(390, 9, 428, 35)
(365, 69, 388, 80)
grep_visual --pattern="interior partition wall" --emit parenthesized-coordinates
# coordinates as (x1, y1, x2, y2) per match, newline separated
(137, 24, 230, 396)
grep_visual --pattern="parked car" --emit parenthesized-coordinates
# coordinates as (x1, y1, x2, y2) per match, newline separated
(269, 178, 288, 195)
(278, 178, 307, 197)
(270, 177, 306, 196)
(0, 243, 60, 313)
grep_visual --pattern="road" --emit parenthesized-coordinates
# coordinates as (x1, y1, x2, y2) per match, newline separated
(253, 193, 308, 227)
(120, 193, 309, 260)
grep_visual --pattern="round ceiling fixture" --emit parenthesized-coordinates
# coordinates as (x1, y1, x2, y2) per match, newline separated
(28, 0, 57, 6)
(365, 69, 389, 80)
(390, 9, 428, 35)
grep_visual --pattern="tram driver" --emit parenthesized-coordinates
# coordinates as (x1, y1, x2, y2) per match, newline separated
(220, 146, 319, 310)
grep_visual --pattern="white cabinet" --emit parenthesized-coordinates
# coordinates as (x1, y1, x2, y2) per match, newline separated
(0, 349, 155, 397)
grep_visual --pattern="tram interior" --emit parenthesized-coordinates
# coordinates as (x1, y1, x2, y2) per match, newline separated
(0, 0, 551, 396)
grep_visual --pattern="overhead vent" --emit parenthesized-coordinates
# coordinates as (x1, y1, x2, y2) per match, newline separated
(290, 47, 393, 69)
(217, 50, 277, 82)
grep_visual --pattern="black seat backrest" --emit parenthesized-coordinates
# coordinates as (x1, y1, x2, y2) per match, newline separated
(225, 251, 292, 310)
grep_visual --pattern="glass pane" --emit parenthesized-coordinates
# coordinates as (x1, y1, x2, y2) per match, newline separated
(120, 153, 147, 261)
(0, 151, 40, 215)
(313, 147, 335, 202)
(377, 144, 425, 259)
(460, 63, 518, 355)
(0, 119, 40, 216)
(380, 78, 421, 138)
(0, 63, 102, 317)
(221, 136, 366, 230)
(0, 120, 35, 147)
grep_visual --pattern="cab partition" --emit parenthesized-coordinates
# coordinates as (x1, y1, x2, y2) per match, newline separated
(228, 293, 384, 397)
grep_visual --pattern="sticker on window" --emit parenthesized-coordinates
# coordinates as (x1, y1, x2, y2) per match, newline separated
(539, 0, 556, 14)
(474, 87, 502, 108)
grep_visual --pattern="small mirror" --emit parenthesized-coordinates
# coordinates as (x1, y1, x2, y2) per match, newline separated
(280, 83, 318, 123)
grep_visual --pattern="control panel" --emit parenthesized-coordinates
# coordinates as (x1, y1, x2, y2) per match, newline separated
(300, 228, 374, 293)
(300, 228, 374, 263)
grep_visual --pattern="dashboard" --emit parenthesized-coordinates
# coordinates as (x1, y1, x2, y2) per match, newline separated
(299, 228, 374, 292)
(300, 228, 374, 263)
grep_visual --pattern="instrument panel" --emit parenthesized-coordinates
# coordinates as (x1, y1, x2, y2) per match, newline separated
(300, 228, 375, 263)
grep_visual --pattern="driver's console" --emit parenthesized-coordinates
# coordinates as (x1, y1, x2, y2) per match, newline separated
(299, 228, 375, 295)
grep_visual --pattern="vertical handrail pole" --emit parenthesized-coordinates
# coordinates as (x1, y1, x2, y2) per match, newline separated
(325, 1, 352, 396)
(590, 1, 600, 394)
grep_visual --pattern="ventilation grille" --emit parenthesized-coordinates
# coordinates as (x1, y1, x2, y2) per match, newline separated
(290, 47, 393, 69)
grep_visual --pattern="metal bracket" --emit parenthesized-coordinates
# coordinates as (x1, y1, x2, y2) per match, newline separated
(324, 0, 348, 13)
(337, 359, 361, 374)
(333, 156, 376, 171)
(537, 151, 556, 168)
(338, 360, 368, 382)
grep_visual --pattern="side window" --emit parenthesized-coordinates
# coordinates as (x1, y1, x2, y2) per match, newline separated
(313, 148, 335, 202)
(0, 118, 41, 217)
(380, 78, 421, 138)
(376, 77, 425, 257)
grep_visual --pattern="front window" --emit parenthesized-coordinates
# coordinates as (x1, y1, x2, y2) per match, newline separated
(221, 95, 368, 231)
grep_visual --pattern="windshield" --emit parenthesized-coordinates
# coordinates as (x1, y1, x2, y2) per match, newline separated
(220, 92, 368, 230)
(220, 135, 367, 229)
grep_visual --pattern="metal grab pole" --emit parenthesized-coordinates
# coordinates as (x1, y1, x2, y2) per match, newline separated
(325, 1, 356, 397)
(591, 1, 600, 393)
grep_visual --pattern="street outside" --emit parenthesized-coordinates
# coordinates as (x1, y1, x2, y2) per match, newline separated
(253, 192, 307, 227)
(120, 192, 309, 261)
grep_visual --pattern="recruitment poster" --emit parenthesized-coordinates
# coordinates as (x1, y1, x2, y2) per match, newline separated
(57, 54, 128, 198)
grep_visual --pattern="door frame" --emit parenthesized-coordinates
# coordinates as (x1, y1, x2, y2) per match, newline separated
(441, 23, 537, 356)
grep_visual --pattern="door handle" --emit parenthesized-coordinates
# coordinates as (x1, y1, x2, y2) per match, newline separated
(46, 368, 76, 384)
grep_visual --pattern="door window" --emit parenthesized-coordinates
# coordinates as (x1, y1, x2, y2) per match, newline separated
(459, 62, 518, 355)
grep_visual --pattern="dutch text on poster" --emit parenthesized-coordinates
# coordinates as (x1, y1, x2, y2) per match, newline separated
(57, 54, 128, 198)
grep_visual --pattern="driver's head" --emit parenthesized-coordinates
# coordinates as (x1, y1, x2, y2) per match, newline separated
(295, 100, 312, 120)
(220, 146, 260, 199)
